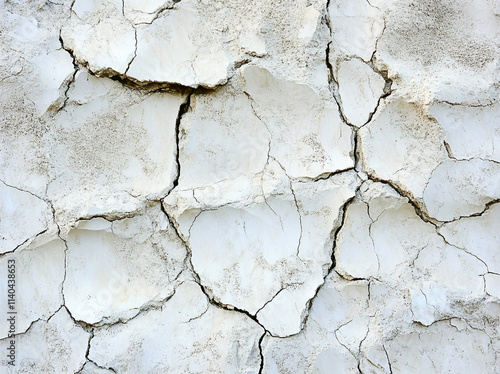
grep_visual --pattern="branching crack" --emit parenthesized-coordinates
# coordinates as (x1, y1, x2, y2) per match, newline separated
(0, 179, 59, 254)
(325, 42, 352, 128)
(133, 0, 183, 26)
(300, 194, 359, 330)
(58, 29, 79, 113)
(268, 157, 304, 260)
(360, 171, 438, 226)
(334, 320, 357, 357)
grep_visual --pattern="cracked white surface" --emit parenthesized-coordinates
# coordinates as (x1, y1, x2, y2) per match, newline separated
(0, 182, 52, 253)
(46, 70, 187, 230)
(328, 0, 384, 62)
(359, 96, 446, 203)
(63, 204, 186, 324)
(382, 321, 495, 373)
(167, 163, 360, 337)
(242, 66, 353, 179)
(374, 0, 500, 105)
(1, 0, 500, 372)
(428, 102, 500, 161)
(89, 282, 264, 373)
(261, 272, 369, 373)
(0, 236, 65, 337)
(337, 58, 386, 127)
(439, 204, 500, 274)
(423, 158, 500, 220)
(1, 308, 90, 372)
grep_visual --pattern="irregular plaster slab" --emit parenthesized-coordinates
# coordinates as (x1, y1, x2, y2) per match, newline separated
(328, 0, 384, 62)
(337, 58, 386, 127)
(375, 0, 500, 104)
(336, 182, 435, 280)
(1, 3, 74, 116)
(360, 280, 415, 348)
(63, 204, 186, 324)
(177, 82, 270, 190)
(360, 96, 499, 221)
(64, 0, 328, 89)
(411, 244, 486, 325)
(234, 1, 329, 88)
(359, 96, 445, 202)
(428, 102, 500, 161)
(0, 236, 65, 338)
(46, 70, 186, 227)
(128, 3, 230, 88)
(89, 282, 263, 373)
(65, 0, 231, 87)
(334, 201, 379, 278)
(261, 272, 369, 373)
(423, 158, 500, 221)
(256, 173, 362, 336)
(64, 0, 136, 76)
(0, 182, 52, 253)
(243, 66, 353, 179)
(336, 181, 487, 326)
(175, 65, 352, 196)
(168, 167, 359, 337)
(64, 0, 330, 89)
(383, 321, 495, 373)
(189, 198, 301, 314)
(439, 203, 500, 273)
(0, 1, 74, 194)
(0, 308, 90, 372)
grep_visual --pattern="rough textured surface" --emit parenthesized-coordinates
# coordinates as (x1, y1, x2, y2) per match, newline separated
(1, 0, 499, 372)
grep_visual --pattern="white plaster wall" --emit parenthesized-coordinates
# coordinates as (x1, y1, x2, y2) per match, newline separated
(0, 0, 499, 372)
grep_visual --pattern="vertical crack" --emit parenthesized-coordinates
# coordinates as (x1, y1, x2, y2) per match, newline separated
(258, 331, 266, 374)
(124, 28, 138, 75)
(330, 196, 357, 273)
(325, 42, 352, 127)
(170, 90, 194, 191)
(301, 194, 358, 329)
(383, 345, 393, 374)
(289, 184, 303, 259)
(58, 29, 79, 113)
